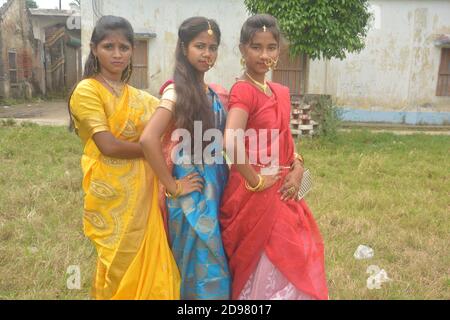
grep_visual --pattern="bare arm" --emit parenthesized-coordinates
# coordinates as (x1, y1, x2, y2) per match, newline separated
(224, 108, 279, 189)
(93, 131, 143, 159)
(140, 107, 203, 195)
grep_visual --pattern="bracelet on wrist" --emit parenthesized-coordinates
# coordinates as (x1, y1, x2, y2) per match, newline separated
(245, 174, 265, 192)
(165, 180, 183, 199)
(292, 152, 305, 167)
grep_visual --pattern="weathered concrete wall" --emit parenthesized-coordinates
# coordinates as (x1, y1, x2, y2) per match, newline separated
(0, 0, 38, 99)
(29, 13, 57, 96)
(309, 0, 450, 117)
(81, 0, 249, 95)
(0, 22, 7, 98)
(30, 11, 82, 94)
(31, 15, 69, 42)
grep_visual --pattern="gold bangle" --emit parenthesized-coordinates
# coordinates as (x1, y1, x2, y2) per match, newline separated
(165, 180, 182, 199)
(293, 152, 304, 166)
(245, 174, 265, 192)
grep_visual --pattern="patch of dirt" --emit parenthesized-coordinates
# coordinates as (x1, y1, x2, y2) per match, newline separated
(0, 100, 70, 126)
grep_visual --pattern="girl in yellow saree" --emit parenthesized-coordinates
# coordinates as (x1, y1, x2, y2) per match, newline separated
(69, 16, 180, 300)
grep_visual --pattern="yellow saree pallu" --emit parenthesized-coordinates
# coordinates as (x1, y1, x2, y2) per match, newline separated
(70, 79, 180, 299)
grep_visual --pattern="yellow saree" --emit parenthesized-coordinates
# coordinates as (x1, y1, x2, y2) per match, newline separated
(70, 79, 180, 300)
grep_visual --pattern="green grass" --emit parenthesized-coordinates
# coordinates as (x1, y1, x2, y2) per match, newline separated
(298, 131, 450, 299)
(0, 123, 93, 299)
(0, 123, 449, 299)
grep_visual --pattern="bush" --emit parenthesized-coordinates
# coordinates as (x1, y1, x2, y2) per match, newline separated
(308, 95, 343, 138)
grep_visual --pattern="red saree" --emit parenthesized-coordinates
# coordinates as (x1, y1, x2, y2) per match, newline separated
(219, 81, 328, 300)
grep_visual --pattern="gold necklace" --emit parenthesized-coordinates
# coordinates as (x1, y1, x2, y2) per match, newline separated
(99, 74, 124, 96)
(245, 72, 268, 94)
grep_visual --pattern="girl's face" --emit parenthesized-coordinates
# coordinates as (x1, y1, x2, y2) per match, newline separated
(92, 30, 133, 78)
(240, 30, 279, 76)
(186, 31, 219, 74)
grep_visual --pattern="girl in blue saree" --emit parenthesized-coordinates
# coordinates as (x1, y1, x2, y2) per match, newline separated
(140, 17, 230, 300)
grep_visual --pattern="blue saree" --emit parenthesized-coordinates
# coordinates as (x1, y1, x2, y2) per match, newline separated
(167, 88, 231, 300)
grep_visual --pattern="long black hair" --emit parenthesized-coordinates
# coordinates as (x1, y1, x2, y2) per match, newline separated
(68, 15, 135, 130)
(173, 16, 221, 141)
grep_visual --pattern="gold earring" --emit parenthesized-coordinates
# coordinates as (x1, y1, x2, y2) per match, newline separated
(127, 59, 133, 82)
(240, 57, 246, 69)
(94, 56, 99, 73)
(125, 61, 132, 82)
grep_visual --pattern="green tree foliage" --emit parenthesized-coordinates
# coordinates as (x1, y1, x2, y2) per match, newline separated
(25, 0, 38, 9)
(244, 0, 372, 60)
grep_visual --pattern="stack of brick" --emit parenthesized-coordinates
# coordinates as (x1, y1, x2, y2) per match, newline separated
(290, 99, 318, 138)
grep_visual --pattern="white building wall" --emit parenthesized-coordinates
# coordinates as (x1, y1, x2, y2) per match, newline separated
(81, 0, 249, 95)
(308, 0, 450, 113)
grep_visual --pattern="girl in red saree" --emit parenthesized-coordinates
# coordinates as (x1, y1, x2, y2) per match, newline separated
(220, 14, 329, 300)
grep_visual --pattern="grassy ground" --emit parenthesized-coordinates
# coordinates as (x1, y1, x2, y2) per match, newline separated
(299, 131, 450, 299)
(0, 122, 93, 299)
(0, 122, 449, 299)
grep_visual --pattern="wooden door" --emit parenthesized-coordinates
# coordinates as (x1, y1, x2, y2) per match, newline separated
(130, 40, 148, 89)
(436, 48, 450, 96)
(272, 44, 308, 95)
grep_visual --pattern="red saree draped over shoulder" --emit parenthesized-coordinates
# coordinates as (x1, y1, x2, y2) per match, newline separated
(219, 81, 328, 300)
